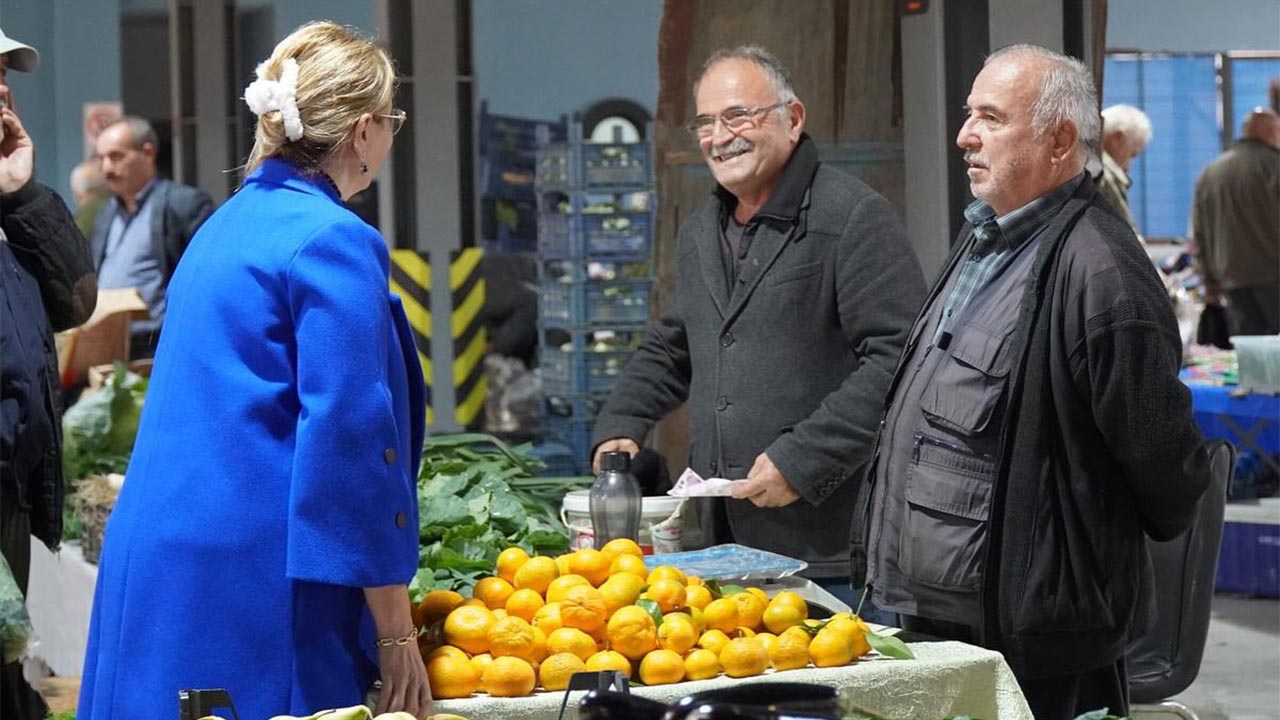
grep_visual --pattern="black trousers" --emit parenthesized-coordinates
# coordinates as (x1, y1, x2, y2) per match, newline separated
(0, 502, 49, 720)
(900, 614, 1129, 720)
(1225, 284, 1280, 336)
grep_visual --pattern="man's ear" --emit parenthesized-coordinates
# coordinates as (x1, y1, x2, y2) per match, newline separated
(141, 142, 158, 161)
(1051, 120, 1080, 164)
(788, 100, 806, 143)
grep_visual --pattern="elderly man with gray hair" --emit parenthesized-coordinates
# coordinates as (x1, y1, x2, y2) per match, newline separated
(592, 45, 925, 618)
(858, 44, 1210, 719)
(1099, 103, 1152, 233)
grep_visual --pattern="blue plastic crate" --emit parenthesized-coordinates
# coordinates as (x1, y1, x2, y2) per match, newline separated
(540, 345, 636, 396)
(538, 208, 653, 259)
(536, 141, 652, 190)
(527, 442, 582, 477)
(539, 279, 652, 329)
(541, 413, 594, 472)
(1216, 502, 1280, 597)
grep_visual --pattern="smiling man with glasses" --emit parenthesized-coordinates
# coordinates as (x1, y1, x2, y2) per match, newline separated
(591, 45, 925, 620)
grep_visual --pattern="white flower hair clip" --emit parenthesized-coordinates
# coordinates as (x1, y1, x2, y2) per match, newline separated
(244, 57, 303, 142)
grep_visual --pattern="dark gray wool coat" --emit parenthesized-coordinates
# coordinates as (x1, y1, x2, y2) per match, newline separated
(592, 136, 926, 576)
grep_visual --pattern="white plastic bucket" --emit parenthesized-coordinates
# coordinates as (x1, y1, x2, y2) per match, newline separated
(561, 490, 684, 555)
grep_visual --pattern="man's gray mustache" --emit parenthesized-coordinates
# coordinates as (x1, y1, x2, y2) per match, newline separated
(710, 137, 754, 159)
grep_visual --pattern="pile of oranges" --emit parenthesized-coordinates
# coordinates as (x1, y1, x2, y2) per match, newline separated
(415, 539, 873, 699)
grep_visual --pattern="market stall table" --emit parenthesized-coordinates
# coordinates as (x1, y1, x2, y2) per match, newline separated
(1182, 378, 1280, 476)
(26, 539, 97, 677)
(433, 639, 1033, 720)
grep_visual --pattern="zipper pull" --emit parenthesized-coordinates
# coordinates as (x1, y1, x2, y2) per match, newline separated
(912, 432, 924, 464)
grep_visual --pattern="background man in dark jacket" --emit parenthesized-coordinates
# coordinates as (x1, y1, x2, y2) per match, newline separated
(1191, 109, 1280, 336)
(90, 115, 213, 358)
(591, 45, 925, 613)
(0, 28, 98, 719)
(859, 44, 1210, 719)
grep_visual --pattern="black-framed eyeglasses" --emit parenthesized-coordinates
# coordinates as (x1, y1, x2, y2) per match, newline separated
(378, 109, 407, 136)
(685, 102, 788, 138)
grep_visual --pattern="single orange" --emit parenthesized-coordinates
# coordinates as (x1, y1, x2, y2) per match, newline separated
(426, 654, 479, 699)
(585, 649, 633, 678)
(606, 606, 657, 661)
(495, 546, 530, 585)
(513, 556, 560, 596)
(568, 548, 613, 586)
(560, 584, 607, 633)
(600, 537, 644, 559)
(443, 605, 495, 655)
(539, 651, 587, 691)
(482, 656, 536, 697)
(646, 565, 687, 586)
(546, 573, 592, 603)
(638, 649, 685, 685)
(416, 589, 465, 629)
(505, 587, 546, 623)
(473, 576, 515, 610)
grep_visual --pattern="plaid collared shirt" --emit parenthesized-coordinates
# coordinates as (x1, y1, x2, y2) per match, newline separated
(932, 176, 1082, 344)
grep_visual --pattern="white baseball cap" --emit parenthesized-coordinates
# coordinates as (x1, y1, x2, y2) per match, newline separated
(0, 27, 40, 73)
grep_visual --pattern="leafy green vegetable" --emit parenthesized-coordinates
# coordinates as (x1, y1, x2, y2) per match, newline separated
(60, 365, 148, 541)
(410, 433, 592, 603)
(61, 364, 147, 482)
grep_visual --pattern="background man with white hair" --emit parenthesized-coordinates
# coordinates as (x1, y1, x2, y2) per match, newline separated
(1098, 103, 1152, 234)
(857, 44, 1209, 719)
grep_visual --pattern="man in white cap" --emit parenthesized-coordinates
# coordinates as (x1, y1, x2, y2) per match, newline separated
(0, 24, 97, 720)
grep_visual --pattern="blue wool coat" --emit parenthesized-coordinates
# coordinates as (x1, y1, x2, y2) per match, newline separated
(77, 159, 425, 719)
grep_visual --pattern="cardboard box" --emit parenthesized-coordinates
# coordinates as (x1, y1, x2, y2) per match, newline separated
(56, 288, 149, 387)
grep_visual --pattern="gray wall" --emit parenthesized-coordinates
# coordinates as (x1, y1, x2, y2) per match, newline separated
(1, 0, 123, 205)
(1108, 0, 1280, 51)
(472, 0, 661, 121)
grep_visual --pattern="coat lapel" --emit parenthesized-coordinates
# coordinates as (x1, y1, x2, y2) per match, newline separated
(148, 179, 170, 252)
(722, 198, 806, 329)
(89, 203, 111, 269)
(690, 207, 729, 319)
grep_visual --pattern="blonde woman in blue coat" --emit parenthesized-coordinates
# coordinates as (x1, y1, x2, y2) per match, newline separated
(78, 22, 431, 719)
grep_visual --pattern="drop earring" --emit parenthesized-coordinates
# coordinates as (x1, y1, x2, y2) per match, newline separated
(360, 160, 369, 175)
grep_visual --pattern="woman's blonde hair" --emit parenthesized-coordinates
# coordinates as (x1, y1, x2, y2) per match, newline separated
(243, 21, 395, 179)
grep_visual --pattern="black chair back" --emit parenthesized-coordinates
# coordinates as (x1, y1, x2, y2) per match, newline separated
(1126, 440, 1235, 702)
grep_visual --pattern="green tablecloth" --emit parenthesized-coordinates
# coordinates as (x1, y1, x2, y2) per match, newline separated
(432, 640, 1033, 720)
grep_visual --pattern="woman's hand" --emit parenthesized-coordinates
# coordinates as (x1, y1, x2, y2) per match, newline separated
(365, 585, 432, 718)
(374, 642, 432, 718)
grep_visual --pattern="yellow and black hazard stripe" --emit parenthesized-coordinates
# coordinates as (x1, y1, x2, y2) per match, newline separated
(450, 248, 487, 426)
(389, 249, 434, 425)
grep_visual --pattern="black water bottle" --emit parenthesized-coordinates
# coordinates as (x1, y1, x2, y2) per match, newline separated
(590, 451, 642, 549)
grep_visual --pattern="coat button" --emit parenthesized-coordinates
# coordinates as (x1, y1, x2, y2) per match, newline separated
(709, 461, 719, 474)
(395, 512, 407, 528)
(716, 395, 729, 411)
(720, 332, 734, 348)
(384, 447, 397, 464)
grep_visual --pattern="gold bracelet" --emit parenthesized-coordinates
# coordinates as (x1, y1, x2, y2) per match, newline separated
(375, 626, 420, 647)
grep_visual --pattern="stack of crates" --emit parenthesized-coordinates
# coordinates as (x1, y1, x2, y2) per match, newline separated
(536, 120, 654, 473)
(477, 102, 567, 253)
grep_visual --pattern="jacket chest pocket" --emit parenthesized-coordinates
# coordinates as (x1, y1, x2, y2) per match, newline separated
(921, 323, 1012, 436)
(899, 434, 994, 590)
(765, 260, 823, 289)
